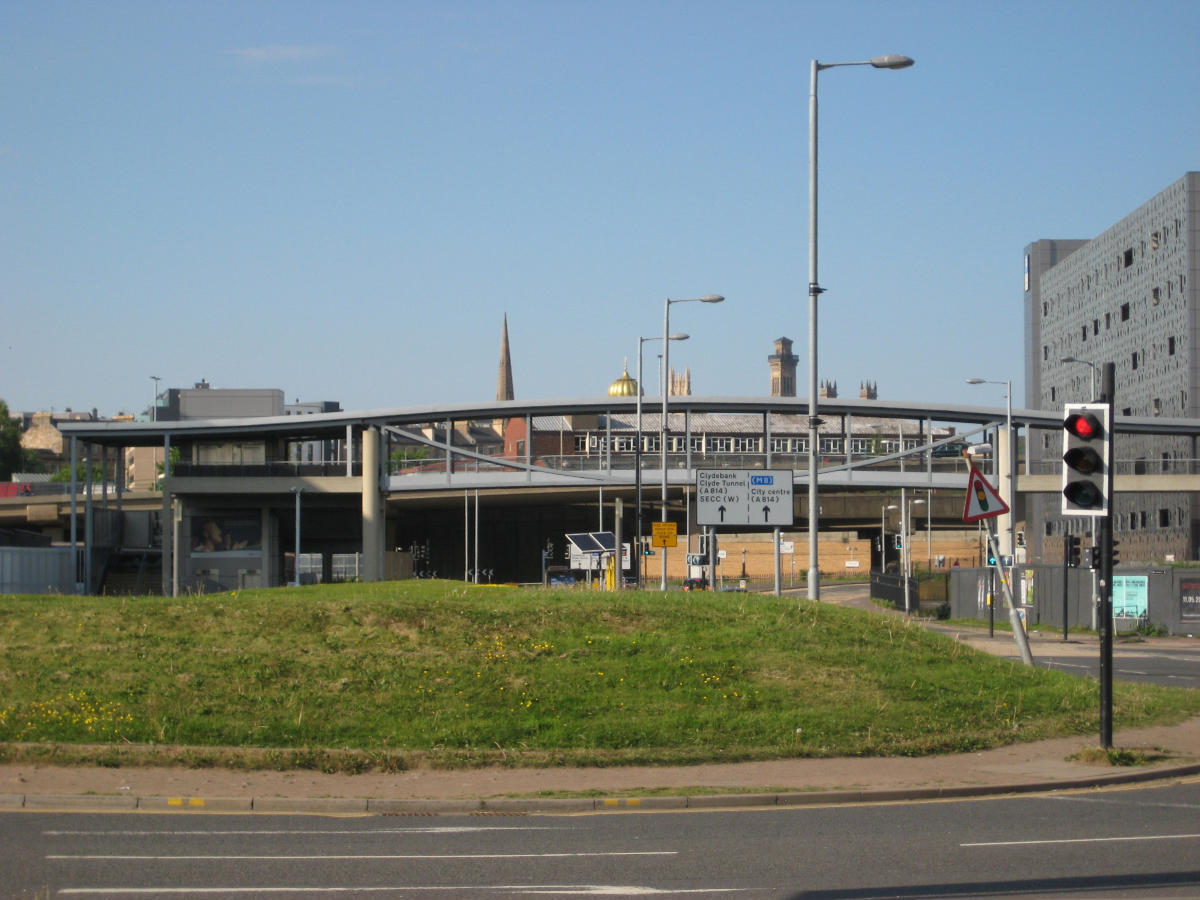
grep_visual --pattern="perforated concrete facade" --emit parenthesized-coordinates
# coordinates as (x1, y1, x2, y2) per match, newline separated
(1024, 172, 1200, 563)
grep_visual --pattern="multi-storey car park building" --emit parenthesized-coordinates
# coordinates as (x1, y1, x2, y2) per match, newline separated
(1024, 172, 1200, 564)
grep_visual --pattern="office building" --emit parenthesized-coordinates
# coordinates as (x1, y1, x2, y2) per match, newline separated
(1024, 171, 1200, 562)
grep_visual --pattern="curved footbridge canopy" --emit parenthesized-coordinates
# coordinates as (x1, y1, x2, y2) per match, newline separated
(48, 395, 1200, 593)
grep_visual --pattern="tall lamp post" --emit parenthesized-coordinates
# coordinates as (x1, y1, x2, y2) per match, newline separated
(966, 377, 1016, 565)
(661, 294, 724, 591)
(150, 375, 161, 422)
(808, 53, 913, 603)
(880, 503, 897, 572)
(638, 332, 689, 589)
(1061, 355, 1098, 402)
(903, 497, 925, 614)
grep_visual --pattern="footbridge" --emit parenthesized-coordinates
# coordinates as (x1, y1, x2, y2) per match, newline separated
(20, 395, 1200, 593)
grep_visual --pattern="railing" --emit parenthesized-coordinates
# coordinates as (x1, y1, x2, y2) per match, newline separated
(388, 451, 977, 478)
(172, 461, 362, 478)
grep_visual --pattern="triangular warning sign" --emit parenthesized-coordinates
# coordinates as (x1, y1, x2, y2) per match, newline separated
(962, 464, 1009, 523)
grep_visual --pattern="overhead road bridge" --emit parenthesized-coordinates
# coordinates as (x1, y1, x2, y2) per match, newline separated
(30, 396, 1200, 594)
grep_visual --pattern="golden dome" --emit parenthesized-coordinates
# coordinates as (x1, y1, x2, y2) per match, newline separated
(608, 362, 638, 397)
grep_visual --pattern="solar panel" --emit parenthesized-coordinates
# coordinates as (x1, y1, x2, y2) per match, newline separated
(592, 531, 616, 552)
(566, 533, 603, 553)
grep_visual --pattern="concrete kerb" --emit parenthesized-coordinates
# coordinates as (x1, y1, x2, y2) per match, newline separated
(2, 761, 1198, 815)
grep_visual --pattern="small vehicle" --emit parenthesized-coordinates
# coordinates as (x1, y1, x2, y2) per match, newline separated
(682, 577, 709, 591)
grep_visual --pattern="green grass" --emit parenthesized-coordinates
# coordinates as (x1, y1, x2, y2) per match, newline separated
(1, 581, 1197, 771)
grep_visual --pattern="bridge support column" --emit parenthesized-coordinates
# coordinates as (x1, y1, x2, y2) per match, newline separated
(361, 426, 385, 582)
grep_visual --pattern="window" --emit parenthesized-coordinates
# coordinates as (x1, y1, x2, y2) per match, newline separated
(1043, 345, 1049, 361)
(1093, 319, 1099, 335)
(1152, 287, 1161, 305)
(732, 436, 759, 453)
(1050, 387, 1057, 402)
(573, 435, 588, 453)
(1153, 398, 1162, 416)
(1152, 231, 1160, 250)
(819, 438, 843, 454)
(1169, 336, 1176, 355)
(1131, 352, 1138, 371)
(1105, 312, 1111, 329)
(1081, 326, 1087, 341)
(1121, 302, 1130, 321)
(1123, 248, 1133, 267)
(708, 436, 731, 453)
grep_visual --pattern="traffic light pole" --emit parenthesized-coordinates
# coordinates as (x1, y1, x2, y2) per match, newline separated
(985, 523, 1034, 666)
(1098, 362, 1116, 749)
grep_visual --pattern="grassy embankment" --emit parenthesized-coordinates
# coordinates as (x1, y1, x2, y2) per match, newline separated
(1, 580, 1197, 773)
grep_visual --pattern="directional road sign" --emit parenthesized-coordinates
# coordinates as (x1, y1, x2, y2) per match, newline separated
(697, 469, 794, 527)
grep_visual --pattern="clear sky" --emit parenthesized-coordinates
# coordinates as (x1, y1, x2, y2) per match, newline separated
(4, 0, 1199, 418)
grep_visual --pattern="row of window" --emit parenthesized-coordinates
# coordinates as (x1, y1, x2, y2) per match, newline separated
(572, 435, 926, 456)
(1041, 274, 1184, 324)
(1051, 506, 1183, 536)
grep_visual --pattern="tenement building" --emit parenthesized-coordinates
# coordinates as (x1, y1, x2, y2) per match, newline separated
(1024, 172, 1199, 563)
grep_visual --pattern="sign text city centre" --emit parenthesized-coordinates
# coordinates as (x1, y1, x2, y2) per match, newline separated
(696, 469, 794, 527)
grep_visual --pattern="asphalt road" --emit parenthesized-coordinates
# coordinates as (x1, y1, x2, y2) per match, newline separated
(6, 779, 1200, 899)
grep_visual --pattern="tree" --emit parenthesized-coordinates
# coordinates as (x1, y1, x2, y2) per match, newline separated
(0, 399, 24, 481)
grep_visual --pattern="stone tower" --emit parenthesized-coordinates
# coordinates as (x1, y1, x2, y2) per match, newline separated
(768, 337, 799, 397)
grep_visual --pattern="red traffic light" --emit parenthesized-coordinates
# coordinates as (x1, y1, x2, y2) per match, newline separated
(1064, 412, 1103, 440)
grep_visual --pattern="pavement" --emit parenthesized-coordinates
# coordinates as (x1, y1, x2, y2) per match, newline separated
(2, 621, 1199, 815)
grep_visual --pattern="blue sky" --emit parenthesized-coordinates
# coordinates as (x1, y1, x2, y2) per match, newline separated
(4, 0, 1199, 418)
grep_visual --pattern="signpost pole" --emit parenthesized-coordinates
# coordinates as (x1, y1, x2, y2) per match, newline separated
(773, 526, 782, 596)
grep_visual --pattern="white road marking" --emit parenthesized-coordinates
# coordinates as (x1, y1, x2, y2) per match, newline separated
(59, 885, 747, 896)
(963, 832, 1200, 847)
(49, 851, 676, 861)
(44, 826, 559, 836)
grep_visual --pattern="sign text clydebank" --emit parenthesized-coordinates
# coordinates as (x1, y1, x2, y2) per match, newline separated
(696, 469, 794, 527)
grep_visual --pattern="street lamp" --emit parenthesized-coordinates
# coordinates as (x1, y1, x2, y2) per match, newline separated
(900, 496, 925, 613)
(1061, 355, 1098, 401)
(638, 332, 688, 589)
(661, 294, 724, 591)
(966, 377, 1015, 565)
(880, 503, 898, 572)
(150, 376, 161, 423)
(808, 53, 913, 603)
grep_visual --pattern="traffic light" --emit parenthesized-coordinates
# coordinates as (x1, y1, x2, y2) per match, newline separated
(987, 547, 997, 566)
(1089, 545, 1101, 569)
(1111, 540, 1120, 566)
(1062, 403, 1111, 516)
(1064, 534, 1081, 568)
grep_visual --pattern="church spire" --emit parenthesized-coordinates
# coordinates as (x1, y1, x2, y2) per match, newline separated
(497, 314, 515, 401)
